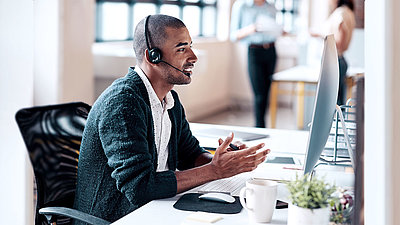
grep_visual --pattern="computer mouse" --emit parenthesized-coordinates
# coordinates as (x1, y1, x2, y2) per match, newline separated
(198, 192, 235, 204)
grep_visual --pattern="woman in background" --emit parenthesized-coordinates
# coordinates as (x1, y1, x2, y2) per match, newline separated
(312, 0, 356, 106)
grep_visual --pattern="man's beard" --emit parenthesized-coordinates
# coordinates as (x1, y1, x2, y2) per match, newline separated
(162, 63, 192, 85)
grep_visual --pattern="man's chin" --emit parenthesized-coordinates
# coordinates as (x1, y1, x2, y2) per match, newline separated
(175, 79, 191, 85)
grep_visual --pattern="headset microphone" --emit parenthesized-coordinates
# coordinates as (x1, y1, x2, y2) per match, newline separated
(144, 15, 191, 77)
(160, 60, 191, 77)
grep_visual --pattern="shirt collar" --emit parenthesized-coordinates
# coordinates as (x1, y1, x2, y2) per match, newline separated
(134, 67, 174, 110)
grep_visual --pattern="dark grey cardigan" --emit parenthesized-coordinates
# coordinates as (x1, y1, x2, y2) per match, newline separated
(73, 67, 207, 223)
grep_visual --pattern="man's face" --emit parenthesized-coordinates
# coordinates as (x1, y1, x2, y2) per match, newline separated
(158, 26, 198, 85)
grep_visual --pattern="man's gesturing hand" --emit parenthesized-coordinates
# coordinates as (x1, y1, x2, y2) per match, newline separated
(210, 132, 270, 179)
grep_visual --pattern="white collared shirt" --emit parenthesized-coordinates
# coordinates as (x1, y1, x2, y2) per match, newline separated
(135, 67, 174, 172)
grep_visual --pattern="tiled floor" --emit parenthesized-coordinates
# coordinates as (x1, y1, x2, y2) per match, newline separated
(191, 105, 299, 130)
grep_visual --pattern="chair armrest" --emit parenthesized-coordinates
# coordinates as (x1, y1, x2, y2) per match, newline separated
(39, 207, 111, 225)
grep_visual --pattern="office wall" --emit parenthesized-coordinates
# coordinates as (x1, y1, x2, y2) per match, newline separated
(59, 0, 94, 103)
(34, 0, 60, 104)
(365, 0, 400, 224)
(0, 1, 94, 224)
(0, 1, 34, 225)
(34, 0, 94, 105)
(391, 1, 400, 223)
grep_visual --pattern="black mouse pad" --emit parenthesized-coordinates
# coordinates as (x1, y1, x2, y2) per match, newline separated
(173, 193, 243, 214)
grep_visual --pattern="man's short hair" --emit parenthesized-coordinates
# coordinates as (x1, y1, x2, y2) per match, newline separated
(133, 14, 186, 65)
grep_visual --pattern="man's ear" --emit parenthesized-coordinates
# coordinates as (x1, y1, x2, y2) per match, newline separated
(143, 49, 157, 68)
(144, 49, 151, 63)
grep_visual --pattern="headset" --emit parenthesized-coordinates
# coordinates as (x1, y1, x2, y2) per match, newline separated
(144, 15, 162, 64)
(144, 15, 190, 76)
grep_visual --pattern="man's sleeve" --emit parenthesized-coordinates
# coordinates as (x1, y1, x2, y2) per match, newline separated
(98, 90, 177, 207)
(174, 100, 210, 171)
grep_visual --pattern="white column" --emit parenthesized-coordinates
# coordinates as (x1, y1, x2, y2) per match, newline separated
(0, 0, 34, 224)
(365, 0, 400, 224)
(34, 0, 60, 104)
(388, 0, 400, 224)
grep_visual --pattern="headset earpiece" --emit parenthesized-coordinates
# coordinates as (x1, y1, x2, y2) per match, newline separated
(148, 47, 162, 64)
(145, 15, 162, 64)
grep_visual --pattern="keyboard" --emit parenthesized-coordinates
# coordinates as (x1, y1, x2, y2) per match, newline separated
(192, 172, 251, 196)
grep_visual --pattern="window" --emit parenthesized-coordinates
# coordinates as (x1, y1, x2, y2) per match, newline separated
(267, 0, 299, 33)
(95, 0, 217, 42)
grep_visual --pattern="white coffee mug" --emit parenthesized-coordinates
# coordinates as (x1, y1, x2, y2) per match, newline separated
(239, 179, 278, 223)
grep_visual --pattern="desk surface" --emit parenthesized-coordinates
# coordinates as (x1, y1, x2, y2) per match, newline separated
(112, 124, 308, 225)
(112, 194, 288, 225)
(272, 65, 319, 83)
(190, 123, 309, 156)
(111, 123, 353, 225)
(272, 65, 365, 83)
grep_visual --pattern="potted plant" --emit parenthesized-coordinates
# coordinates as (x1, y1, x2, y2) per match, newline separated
(286, 174, 336, 225)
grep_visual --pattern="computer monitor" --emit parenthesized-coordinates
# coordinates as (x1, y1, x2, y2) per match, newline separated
(303, 34, 339, 174)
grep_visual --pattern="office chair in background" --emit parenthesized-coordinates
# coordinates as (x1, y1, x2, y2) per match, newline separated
(15, 102, 110, 225)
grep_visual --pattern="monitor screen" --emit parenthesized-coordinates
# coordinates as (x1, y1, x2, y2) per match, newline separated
(303, 35, 340, 174)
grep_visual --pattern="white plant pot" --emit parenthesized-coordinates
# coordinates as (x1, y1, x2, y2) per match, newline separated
(287, 203, 330, 225)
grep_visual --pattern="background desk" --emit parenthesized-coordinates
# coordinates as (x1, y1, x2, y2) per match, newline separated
(112, 124, 309, 225)
(269, 65, 319, 130)
(269, 65, 364, 130)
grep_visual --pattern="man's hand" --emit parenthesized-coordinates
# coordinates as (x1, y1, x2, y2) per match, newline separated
(210, 132, 270, 179)
(175, 132, 269, 193)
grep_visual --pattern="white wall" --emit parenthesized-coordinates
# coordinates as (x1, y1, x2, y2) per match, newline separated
(308, 0, 330, 30)
(344, 29, 364, 68)
(59, 0, 94, 103)
(34, 0, 60, 104)
(0, 0, 34, 224)
(365, 0, 400, 224)
(34, 0, 94, 105)
(174, 40, 234, 119)
(0, 1, 95, 224)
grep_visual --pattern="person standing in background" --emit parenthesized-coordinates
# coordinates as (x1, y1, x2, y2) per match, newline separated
(311, 0, 356, 106)
(230, 0, 283, 128)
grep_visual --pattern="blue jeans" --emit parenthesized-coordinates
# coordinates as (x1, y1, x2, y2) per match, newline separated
(247, 46, 277, 128)
(338, 56, 348, 106)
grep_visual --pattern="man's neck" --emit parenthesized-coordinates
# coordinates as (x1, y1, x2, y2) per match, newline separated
(138, 66, 173, 102)
(150, 79, 174, 103)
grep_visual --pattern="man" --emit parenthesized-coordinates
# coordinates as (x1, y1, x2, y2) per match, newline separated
(230, 0, 282, 128)
(74, 14, 269, 223)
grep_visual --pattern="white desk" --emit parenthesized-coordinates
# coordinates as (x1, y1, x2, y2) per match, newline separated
(112, 124, 309, 225)
(269, 65, 364, 130)
(269, 65, 319, 130)
(189, 123, 308, 156)
(112, 194, 288, 225)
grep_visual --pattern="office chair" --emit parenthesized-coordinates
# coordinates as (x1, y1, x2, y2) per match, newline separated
(15, 102, 110, 225)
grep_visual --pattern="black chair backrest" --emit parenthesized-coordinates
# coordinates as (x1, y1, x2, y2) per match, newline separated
(15, 102, 91, 225)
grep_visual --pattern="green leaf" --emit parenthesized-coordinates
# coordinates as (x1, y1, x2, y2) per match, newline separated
(286, 174, 336, 209)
